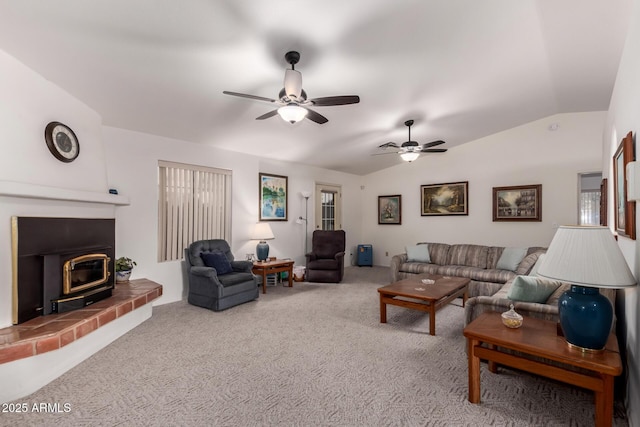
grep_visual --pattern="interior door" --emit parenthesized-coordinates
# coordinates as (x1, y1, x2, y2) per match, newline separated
(314, 183, 342, 230)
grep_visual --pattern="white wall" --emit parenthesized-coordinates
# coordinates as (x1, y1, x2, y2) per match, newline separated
(0, 46, 364, 326)
(0, 49, 115, 328)
(604, 0, 640, 423)
(257, 159, 364, 266)
(0, 51, 107, 191)
(362, 112, 605, 266)
(103, 128, 363, 305)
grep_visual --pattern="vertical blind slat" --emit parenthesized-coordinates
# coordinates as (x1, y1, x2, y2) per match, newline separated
(158, 164, 231, 262)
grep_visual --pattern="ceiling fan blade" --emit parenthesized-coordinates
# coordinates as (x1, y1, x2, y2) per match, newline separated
(379, 142, 399, 149)
(305, 108, 328, 124)
(223, 91, 277, 103)
(309, 95, 360, 106)
(255, 110, 279, 120)
(421, 148, 448, 153)
(284, 69, 302, 99)
(371, 151, 401, 156)
(422, 140, 446, 148)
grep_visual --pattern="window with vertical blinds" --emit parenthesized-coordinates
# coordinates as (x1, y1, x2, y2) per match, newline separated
(158, 161, 232, 262)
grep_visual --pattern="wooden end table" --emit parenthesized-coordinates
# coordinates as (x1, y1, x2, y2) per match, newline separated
(464, 312, 622, 427)
(252, 259, 294, 294)
(377, 274, 469, 336)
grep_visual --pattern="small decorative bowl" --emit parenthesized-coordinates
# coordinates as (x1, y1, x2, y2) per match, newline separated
(421, 279, 435, 285)
(501, 304, 523, 329)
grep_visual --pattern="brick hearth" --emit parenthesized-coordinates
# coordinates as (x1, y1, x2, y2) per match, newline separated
(0, 279, 162, 365)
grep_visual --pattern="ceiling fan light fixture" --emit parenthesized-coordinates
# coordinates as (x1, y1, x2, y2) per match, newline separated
(400, 152, 420, 162)
(278, 104, 308, 124)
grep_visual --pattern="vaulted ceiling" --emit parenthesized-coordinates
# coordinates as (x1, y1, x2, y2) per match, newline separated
(0, 0, 632, 175)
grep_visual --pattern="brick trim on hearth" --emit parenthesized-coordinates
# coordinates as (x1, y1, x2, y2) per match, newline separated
(0, 279, 162, 364)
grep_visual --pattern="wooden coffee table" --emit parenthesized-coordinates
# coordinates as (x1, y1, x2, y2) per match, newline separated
(378, 274, 469, 336)
(252, 259, 294, 294)
(464, 312, 622, 427)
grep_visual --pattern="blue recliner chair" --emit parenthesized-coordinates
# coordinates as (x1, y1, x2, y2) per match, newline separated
(185, 239, 259, 311)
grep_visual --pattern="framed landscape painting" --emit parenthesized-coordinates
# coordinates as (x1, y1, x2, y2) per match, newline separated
(492, 184, 542, 221)
(378, 195, 401, 224)
(259, 173, 288, 221)
(420, 181, 468, 216)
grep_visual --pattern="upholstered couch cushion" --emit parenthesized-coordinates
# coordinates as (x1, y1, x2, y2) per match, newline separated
(417, 242, 450, 265)
(307, 258, 341, 270)
(446, 244, 488, 269)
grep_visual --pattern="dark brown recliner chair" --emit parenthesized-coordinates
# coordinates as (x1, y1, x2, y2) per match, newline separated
(305, 230, 346, 283)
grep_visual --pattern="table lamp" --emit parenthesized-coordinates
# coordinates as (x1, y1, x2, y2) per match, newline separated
(537, 226, 636, 352)
(252, 222, 274, 261)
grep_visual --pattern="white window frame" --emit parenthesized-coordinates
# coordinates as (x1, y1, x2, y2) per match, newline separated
(314, 183, 342, 230)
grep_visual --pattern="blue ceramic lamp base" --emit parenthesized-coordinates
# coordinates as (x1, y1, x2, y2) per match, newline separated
(558, 285, 613, 353)
(256, 241, 270, 261)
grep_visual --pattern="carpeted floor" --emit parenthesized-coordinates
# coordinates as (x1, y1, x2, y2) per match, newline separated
(1, 266, 628, 426)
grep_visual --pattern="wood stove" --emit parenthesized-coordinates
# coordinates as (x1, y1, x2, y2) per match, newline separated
(11, 217, 116, 324)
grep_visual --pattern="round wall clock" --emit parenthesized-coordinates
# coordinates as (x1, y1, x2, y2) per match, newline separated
(44, 121, 79, 162)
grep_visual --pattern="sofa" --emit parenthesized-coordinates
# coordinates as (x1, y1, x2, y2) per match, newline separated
(389, 242, 615, 327)
(464, 268, 616, 327)
(390, 242, 546, 298)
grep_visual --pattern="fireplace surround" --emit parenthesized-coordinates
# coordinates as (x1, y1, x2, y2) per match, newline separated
(11, 217, 116, 324)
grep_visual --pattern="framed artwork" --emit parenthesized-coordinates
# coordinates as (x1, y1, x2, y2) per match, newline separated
(613, 131, 635, 239)
(378, 195, 402, 224)
(420, 181, 468, 216)
(492, 184, 542, 221)
(259, 173, 288, 221)
(600, 178, 608, 227)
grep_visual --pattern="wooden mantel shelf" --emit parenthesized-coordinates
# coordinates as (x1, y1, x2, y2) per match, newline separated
(0, 279, 162, 365)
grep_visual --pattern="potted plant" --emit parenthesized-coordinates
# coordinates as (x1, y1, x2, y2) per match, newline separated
(115, 257, 137, 283)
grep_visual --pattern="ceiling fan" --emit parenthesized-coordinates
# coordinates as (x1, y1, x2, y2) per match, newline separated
(223, 51, 360, 125)
(374, 120, 447, 162)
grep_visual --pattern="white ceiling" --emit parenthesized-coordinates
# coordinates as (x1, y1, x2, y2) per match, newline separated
(0, 0, 632, 175)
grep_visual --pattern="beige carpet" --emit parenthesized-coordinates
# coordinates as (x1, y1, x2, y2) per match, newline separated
(1, 266, 628, 426)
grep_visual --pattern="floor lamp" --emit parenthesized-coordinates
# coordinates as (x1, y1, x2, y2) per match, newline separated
(297, 191, 311, 257)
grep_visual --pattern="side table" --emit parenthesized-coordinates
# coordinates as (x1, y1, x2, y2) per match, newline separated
(464, 312, 622, 427)
(252, 259, 294, 294)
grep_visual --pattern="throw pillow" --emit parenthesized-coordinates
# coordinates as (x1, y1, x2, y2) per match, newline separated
(201, 251, 233, 275)
(496, 247, 527, 271)
(406, 244, 430, 263)
(507, 275, 562, 303)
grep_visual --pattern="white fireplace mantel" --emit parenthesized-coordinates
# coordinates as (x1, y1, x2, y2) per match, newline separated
(0, 180, 130, 206)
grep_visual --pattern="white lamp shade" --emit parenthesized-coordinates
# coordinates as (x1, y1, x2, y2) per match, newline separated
(251, 222, 274, 241)
(301, 191, 312, 198)
(400, 152, 420, 162)
(278, 104, 308, 123)
(537, 226, 636, 288)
